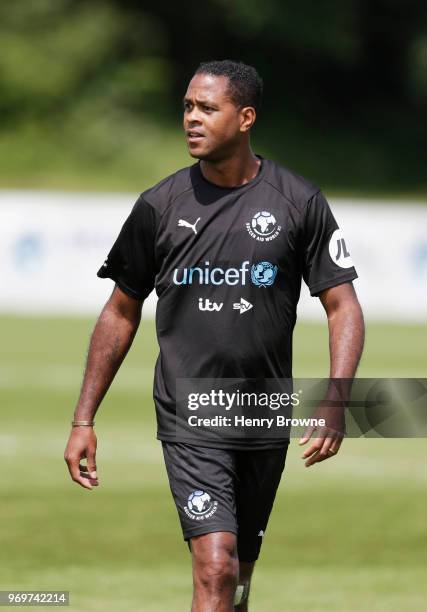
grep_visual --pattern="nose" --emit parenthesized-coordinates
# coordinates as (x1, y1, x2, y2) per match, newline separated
(184, 106, 202, 128)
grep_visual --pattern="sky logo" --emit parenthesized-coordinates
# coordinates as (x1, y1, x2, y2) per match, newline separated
(172, 261, 278, 287)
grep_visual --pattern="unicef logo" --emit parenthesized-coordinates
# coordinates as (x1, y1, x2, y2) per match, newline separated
(251, 261, 278, 287)
(246, 211, 281, 241)
(187, 490, 213, 515)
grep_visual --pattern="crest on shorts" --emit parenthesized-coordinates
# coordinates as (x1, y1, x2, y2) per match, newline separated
(184, 490, 218, 520)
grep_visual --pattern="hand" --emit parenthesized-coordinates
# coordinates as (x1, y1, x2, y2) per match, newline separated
(298, 404, 345, 467)
(64, 427, 99, 490)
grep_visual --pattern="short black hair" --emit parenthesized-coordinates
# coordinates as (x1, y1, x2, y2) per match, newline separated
(194, 60, 263, 113)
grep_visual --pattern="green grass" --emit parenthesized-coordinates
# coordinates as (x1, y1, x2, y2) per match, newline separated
(0, 316, 426, 610)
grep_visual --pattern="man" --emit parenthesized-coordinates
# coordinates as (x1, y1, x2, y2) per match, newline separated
(64, 60, 364, 611)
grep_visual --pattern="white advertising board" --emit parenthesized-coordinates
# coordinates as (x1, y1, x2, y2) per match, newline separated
(0, 191, 426, 321)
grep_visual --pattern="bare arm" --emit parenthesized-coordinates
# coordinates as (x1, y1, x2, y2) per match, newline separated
(323, 281, 365, 379)
(299, 282, 365, 466)
(64, 285, 143, 489)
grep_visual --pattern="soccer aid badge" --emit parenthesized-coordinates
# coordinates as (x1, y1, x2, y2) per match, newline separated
(329, 229, 354, 268)
(184, 490, 218, 521)
(246, 211, 281, 241)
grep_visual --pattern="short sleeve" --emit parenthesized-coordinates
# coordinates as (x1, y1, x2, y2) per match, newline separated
(301, 191, 358, 296)
(97, 195, 158, 300)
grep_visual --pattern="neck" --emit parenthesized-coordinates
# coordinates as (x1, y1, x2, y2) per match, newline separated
(199, 147, 261, 188)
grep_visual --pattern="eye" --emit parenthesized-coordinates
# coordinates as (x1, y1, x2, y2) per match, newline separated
(203, 105, 214, 112)
(183, 101, 192, 112)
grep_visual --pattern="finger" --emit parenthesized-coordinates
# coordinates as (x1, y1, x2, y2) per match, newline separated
(319, 435, 337, 458)
(328, 437, 342, 455)
(79, 463, 99, 485)
(304, 449, 323, 467)
(322, 430, 344, 456)
(308, 437, 336, 465)
(304, 446, 332, 466)
(299, 425, 316, 445)
(305, 436, 341, 467)
(86, 448, 98, 480)
(303, 437, 329, 466)
(65, 456, 93, 490)
(81, 475, 99, 486)
(301, 439, 323, 458)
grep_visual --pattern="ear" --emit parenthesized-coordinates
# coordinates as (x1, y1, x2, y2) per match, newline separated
(239, 106, 256, 132)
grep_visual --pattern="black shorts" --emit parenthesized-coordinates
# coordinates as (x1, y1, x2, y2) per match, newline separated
(161, 441, 290, 562)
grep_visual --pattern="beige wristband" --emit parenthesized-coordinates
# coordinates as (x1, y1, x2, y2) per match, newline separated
(71, 420, 95, 427)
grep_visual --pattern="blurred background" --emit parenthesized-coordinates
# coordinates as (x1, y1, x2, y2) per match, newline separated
(0, 1, 426, 610)
(1, 0, 427, 193)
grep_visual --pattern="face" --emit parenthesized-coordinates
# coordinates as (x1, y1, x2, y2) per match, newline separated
(183, 73, 255, 161)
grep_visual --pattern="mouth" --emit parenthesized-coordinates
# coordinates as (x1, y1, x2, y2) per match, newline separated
(186, 130, 205, 144)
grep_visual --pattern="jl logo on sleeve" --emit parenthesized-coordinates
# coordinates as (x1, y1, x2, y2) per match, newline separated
(329, 229, 354, 268)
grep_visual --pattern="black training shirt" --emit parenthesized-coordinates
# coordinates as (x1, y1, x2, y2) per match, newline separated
(98, 156, 358, 449)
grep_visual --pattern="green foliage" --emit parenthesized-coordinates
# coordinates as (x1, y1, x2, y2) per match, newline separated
(0, 1, 171, 119)
(0, 0, 426, 193)
(0, 1, 181, 189)
(215, 0, 361, 61)
(409, 34, 427, 100)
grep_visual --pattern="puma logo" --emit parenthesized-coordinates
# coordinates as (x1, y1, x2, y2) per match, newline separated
(178, 217, 201, 235)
